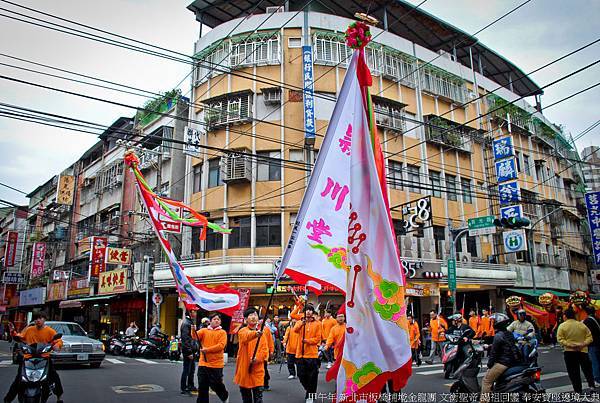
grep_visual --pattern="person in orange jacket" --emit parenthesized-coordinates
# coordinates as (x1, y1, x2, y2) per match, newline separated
(293, 304, 322, 403)
(478, 309, 495, 342)
(283, 319, 299, 379)
(261, 320, 275, 391)
(407, 314, 422, 366)
(321, 310, 337, 368)
(425, 310, 447, 365)
(325, 312, 346, 363)
(290, 297, 305, 320)
(234, 308, 269, 403)
(194, 313, 229, 403)
(468, 310, 481, 337)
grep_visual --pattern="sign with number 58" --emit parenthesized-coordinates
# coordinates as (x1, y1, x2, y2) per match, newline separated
(399, 196, 432, 233)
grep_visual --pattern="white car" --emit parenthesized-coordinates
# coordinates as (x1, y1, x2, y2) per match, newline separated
(45, 321, 106, 367)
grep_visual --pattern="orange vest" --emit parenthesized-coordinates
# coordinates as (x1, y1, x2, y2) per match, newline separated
(479, 316, 495, 337)
(234, 326, 269, 389)
(430, 317, 447, 342)
(409, 322, 420, 349)
(325, 323, 346, 357)
(293, 319, 322, 359)
(469, 316, 481, 335)
(196, 327, 227, 368)
(321, 317, 337, 341)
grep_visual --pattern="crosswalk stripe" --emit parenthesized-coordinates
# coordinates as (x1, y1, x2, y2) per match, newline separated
(417, 369, 444, 375)
(546, 385, 572, 393)
(0, 360, 13, 365)
(415, 363, 444, 369)
(135, 358, 158, 364)
(444, 371, 569, 387)
(106, 358, 125, 364)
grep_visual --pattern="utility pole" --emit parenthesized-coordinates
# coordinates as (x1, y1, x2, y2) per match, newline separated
(527, 207, 562, 294)
(448, 223, 468, 313)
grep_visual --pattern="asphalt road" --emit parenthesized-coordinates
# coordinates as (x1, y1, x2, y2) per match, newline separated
(0, 341, 594, 403)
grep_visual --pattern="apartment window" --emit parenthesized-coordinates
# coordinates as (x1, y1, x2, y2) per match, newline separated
(193, 164, 202, 193)
(461, 178, 473, 204)
(535, 162, 544, 182)
(373, 99, 406, 132)
(312, 31, 380, 74)
(204, 92, 253, 128)
(446, 174, 457, 201)
(430, 171, 442, 198)
(381, 48, 417, 87)
(205, 219, 224, 251)
(406, 165, 421, 193)
(228, 216, 251, 248)
(466, 236, 478, 257)
(388, 160, 403, 190)
(420, 66, 467, 103)
(230, 33, 280, 67)
(521, 190, 537, 217)
(94, 160, 124, 194)
(433, 226, 446, 259)
(523, 154, 531, 176)
(256, 151, 281, 181)
(289, 149, 304, 162)
(256, 215, 281, 247)
(195, 42, 229, 82)
(515, 152, 522, 173)
(208, 159, 222, 188)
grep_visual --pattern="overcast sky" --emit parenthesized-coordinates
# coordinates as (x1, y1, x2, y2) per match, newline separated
(0, 0, 598, 206)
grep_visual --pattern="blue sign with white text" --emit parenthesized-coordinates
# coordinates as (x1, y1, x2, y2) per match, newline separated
(495, 158, 518, 183)
(501, 205, 523, 220)
(585, 191, 600, 264)
(499, 181, 520, 205)
(302, 46, 315, 142)
(493, 136, 514, 160)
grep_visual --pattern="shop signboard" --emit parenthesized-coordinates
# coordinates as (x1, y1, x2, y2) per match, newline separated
(98, 269, 128, 295)
(498, 181, 521, 205)
(56, 174, 75, 205)
(19, 287, 46, 306)
(106, 247, 132, 265)
(2, 271, 24, 284)
(67, 279, 90, 298)
(500, 205, 523, 220)
(447, 259, 456, 292)
(46, 282, 67, 301)
(266, 283, 339, 294)
(30, 242, 46, 278)
(405, 283, 440, 297)
(492, 136, 514, 160)
(90, 236, 108, 277)
(3, 230, 18, 268)
(229, 288, 251, 335)
(302, 45, 316, 143)
(585, 191, 600, 264)
(184, 126, 201, 157)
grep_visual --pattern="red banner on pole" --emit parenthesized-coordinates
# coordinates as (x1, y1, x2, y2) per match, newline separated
(229, 288, 251, 334)
(4, 231, 18, 268)
(90, 237, 108, 277)
(30, 242, 46, 278)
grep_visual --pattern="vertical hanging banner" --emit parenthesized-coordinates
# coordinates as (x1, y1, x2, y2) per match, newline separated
(4, 231, 19, 268)
(183, 126, 202, 157)
(228, 288, 251, 334)
(30, 242, 46, 278)
(302, 45, 316, 144)
(277, 23, 412, 401)
(585, 191, 600, 265)
(90, 236, 108, 277)
(56, 175, 75, 205)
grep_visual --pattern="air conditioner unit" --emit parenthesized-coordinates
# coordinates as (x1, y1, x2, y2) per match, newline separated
(266, 6, 284, 13)
(221, 152, 252, 183)
(263, 89, 281, 105)
(458, 252, 471, 263)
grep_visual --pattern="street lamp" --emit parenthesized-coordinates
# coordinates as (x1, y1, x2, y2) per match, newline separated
(527, 206, 562, 294)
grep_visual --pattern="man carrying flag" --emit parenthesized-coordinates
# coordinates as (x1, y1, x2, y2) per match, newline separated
(193, 313, 229, 403)
(293, 304, 322, 403)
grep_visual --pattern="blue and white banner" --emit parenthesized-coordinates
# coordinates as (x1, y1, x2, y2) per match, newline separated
(500, 204, 523, 220)
(499, 181, 520, 205)
(495, 158, 518, 183)
(302, 45, 316, 142)
(492, 136, 514, 160)
(585, 191, 600, 265)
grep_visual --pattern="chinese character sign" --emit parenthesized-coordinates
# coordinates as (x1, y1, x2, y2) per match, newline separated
(499, 181, 520, 205)
(500, 205, 523, 220)
(492, 136, 514, 160)
(56, 175, 75, 205)
(46, 282, 66, 301)
(585, 191, 600, 264)
(90, 237, 108, 277)
(229, 288, 251, 334)
(495, 158, 518, 183)
(184, 126, 202, 157)
(4, 231, 18, 268)
(106, 247, 132, 265)
(302, 45, 316, 142)
(30, 242, 46, 278)
(98, 269, 128, 295)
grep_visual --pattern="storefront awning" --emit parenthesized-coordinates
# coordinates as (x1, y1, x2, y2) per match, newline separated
(59, 295, 114, 308)
(59, 300, 82, 309)
(507, 288, 570, 297)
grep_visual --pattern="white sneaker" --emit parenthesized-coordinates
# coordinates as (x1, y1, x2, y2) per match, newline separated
(326, 363, 332, 369)
(288, 375, 295, 379)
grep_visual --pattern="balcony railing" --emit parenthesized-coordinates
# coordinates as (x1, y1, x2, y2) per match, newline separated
(424, 114, 479, 153)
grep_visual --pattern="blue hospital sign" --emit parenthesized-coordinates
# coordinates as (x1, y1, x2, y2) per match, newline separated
(493, 136, 514, 160)
(585, 191, 600, 264)
(302, 46, 315, 143)
(503, 229, 527, 253)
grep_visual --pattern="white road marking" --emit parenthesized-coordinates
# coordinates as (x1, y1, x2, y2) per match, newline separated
(135, 358, 158, 364)
(546, 385, 573, 393)
(415, 363, 444, 369)
(106, 358, 125, 364)
(444, 371, 569, 387)
(0, 360, 13, 365)
(417, 369, 444, 375)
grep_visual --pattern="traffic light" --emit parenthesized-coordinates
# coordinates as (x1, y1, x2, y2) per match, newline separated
(493, 216, 530, 229)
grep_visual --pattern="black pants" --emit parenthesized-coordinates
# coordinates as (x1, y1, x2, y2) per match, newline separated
(287, 353, 297, 377)
(181, 355, 196, 391)
(564, 351, 595, 393)
(240, 386, 263, 403)
(196, 366, 228, 403)
(411, 348, 421, 365)
(263, 361, 270, 388)
(4, 360, 63, 402)
(296, 358, 319, 398)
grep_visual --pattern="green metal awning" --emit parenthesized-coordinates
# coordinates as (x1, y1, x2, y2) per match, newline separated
(507, 288, 570, 297)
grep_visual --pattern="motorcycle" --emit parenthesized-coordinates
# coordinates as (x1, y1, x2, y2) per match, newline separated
(123, 336, 140, 357)
(514, 329, 539, 367)
(139, 333, 169, 359)
(108, 332, 126, 355)
(442, 334, 461, 379)
(449, 338, 544, 402)
(13, 332, 63, 403)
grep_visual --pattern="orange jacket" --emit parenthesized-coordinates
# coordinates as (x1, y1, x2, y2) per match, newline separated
(196, 327, 227, 368)
(469, 316, 481, 335)
(479, 316, 495, 337)
(283, 326, 300, 354)
(234, 326, 269, 389)
(321, 317, 337, 341)
(409, 321, 420, 349)
(325, 323, 345, 357)
(430, 316, 448, 342)
(290, 301, 305, 321)
(293, 319, 322, 359)
(18, 325, 63, 349)
(264, 325, 275, 355)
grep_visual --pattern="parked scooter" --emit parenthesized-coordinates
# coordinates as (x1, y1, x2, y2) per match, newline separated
(13, 332, 63, 403)
(139, 332, 169, 359)
(123, 336, 141, 357)
(108, 332, 126, 355)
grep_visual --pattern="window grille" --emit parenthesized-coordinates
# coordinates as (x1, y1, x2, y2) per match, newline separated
(420, 66, 467, 103)
(204, 92, 253, 129)
(94, 160, 123, 194)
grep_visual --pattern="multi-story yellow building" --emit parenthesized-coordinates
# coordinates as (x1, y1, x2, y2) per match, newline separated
(152, 0, 589, 330)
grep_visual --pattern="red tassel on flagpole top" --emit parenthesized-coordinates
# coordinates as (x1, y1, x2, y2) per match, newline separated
(345, 21, 373, 87)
